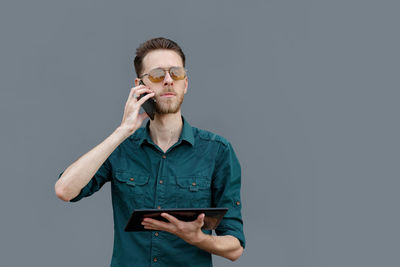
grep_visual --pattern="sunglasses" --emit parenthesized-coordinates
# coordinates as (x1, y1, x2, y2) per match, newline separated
(139, 66, 187, 83)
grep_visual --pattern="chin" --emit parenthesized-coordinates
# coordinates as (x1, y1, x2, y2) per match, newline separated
(156, 99, 183, 114)
(156, 106, 181, 114)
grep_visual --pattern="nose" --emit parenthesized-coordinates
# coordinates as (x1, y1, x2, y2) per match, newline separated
(163, 70, 174, 86)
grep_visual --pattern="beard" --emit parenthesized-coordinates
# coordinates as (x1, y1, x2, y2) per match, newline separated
(155, 91, 184, 114)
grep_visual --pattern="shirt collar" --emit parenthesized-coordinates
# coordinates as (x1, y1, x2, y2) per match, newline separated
(138, 115, 195, 147)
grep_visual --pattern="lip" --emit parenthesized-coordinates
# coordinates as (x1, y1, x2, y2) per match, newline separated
(161, 93, 176, 97)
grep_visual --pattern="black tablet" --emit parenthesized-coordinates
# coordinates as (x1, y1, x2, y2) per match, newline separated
(124, 208, 228, 232)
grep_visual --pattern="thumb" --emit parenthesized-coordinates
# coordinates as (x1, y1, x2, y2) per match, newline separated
(196, 213, 205, 225)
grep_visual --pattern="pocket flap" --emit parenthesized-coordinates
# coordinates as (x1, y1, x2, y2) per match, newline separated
(115, 171, 150, 186)
(176, 176, 210, 190)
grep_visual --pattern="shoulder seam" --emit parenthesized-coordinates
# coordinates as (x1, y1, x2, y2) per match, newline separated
(196, 128, 229, 148)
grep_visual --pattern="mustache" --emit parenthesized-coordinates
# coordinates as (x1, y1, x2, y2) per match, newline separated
(159, 89, 176, 95)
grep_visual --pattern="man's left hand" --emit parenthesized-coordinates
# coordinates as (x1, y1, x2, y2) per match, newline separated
(141, 213, 206, 245)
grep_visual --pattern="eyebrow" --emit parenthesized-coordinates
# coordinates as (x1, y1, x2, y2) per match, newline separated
(153, 66, 180, 70)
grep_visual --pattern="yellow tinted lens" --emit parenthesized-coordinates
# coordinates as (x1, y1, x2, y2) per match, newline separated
(148, 68, 165, 82)
(170, 67, 186, 80)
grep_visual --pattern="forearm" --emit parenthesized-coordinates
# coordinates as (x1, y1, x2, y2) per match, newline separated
(141, 213, 244, 261)
(55, 127, 131, 201)
(192, 233, 243, 261)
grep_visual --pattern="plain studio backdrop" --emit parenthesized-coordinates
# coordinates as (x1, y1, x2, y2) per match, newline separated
(1, 0, 399, 266)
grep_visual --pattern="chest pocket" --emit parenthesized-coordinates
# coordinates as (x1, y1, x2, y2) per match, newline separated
(175, 176, 211, 208)
(113, 171, 150, 209)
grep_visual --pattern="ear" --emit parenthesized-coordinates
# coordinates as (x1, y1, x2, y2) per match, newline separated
(134, 78, 140, 87)
(184, 76, 188, 94)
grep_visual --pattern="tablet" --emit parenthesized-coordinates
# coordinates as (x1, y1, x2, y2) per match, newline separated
(124, 208, 228, 232)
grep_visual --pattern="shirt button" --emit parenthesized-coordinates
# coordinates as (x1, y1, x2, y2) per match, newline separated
(155, 232, 159, 237)
(129, 178, 134, 181)
(162, 154, 166, 159)
(159, 180, 164, 184)
(236, 201, 241, 206)
(153, 257, 158, 262)
(157, 206, 161, 209)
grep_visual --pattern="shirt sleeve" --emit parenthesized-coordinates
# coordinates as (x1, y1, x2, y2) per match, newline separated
(212, 141, 246, 249)
(57, 158, 112, 202)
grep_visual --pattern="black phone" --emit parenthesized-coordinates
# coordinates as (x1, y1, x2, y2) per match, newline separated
(138, 80, 156, 120)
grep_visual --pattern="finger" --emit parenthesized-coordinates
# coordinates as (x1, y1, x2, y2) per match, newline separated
(142, 223, 159, 230)
(135, 88, 153, 96)
(137, 92, 155, 105)
(131, 88, 153, 101)
(161, 213, 180, 225)
(128, 85, 151, 100)
(141, 221, 161, 231)
(129, 85, 145, 99)
(136, 89, 154, 100)
(142, 218, 171, 230)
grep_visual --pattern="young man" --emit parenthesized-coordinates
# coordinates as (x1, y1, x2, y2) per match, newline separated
(55, 37, 245, 266)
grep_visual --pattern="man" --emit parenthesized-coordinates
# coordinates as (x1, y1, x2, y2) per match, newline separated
(55, 37, 245, 267)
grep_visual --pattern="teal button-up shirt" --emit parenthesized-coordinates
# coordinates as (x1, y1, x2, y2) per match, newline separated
(58, 116, 245, 267)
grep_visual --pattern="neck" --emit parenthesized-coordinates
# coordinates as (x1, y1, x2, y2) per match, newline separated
(148, 111, 183, 149)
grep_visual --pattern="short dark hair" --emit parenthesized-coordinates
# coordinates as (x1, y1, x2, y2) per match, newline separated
(134, 37, 186, 78)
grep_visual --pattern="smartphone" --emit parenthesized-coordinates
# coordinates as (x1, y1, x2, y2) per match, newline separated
(138, 80, 156, 120)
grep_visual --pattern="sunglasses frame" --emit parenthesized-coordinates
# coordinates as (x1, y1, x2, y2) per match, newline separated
(139, 66, 188, 83)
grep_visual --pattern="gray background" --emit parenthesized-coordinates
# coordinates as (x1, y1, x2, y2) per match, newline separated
(1, 0, 399, 266)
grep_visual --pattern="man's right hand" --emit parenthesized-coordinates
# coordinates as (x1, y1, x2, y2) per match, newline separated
(119, 85, 155, 135)
(56, 85, 155, 202)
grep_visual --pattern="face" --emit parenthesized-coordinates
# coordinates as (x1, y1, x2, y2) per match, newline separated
(136, 49, 188, 115)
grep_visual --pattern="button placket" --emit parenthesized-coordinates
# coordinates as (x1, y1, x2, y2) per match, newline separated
(155, 153, 166, 214)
